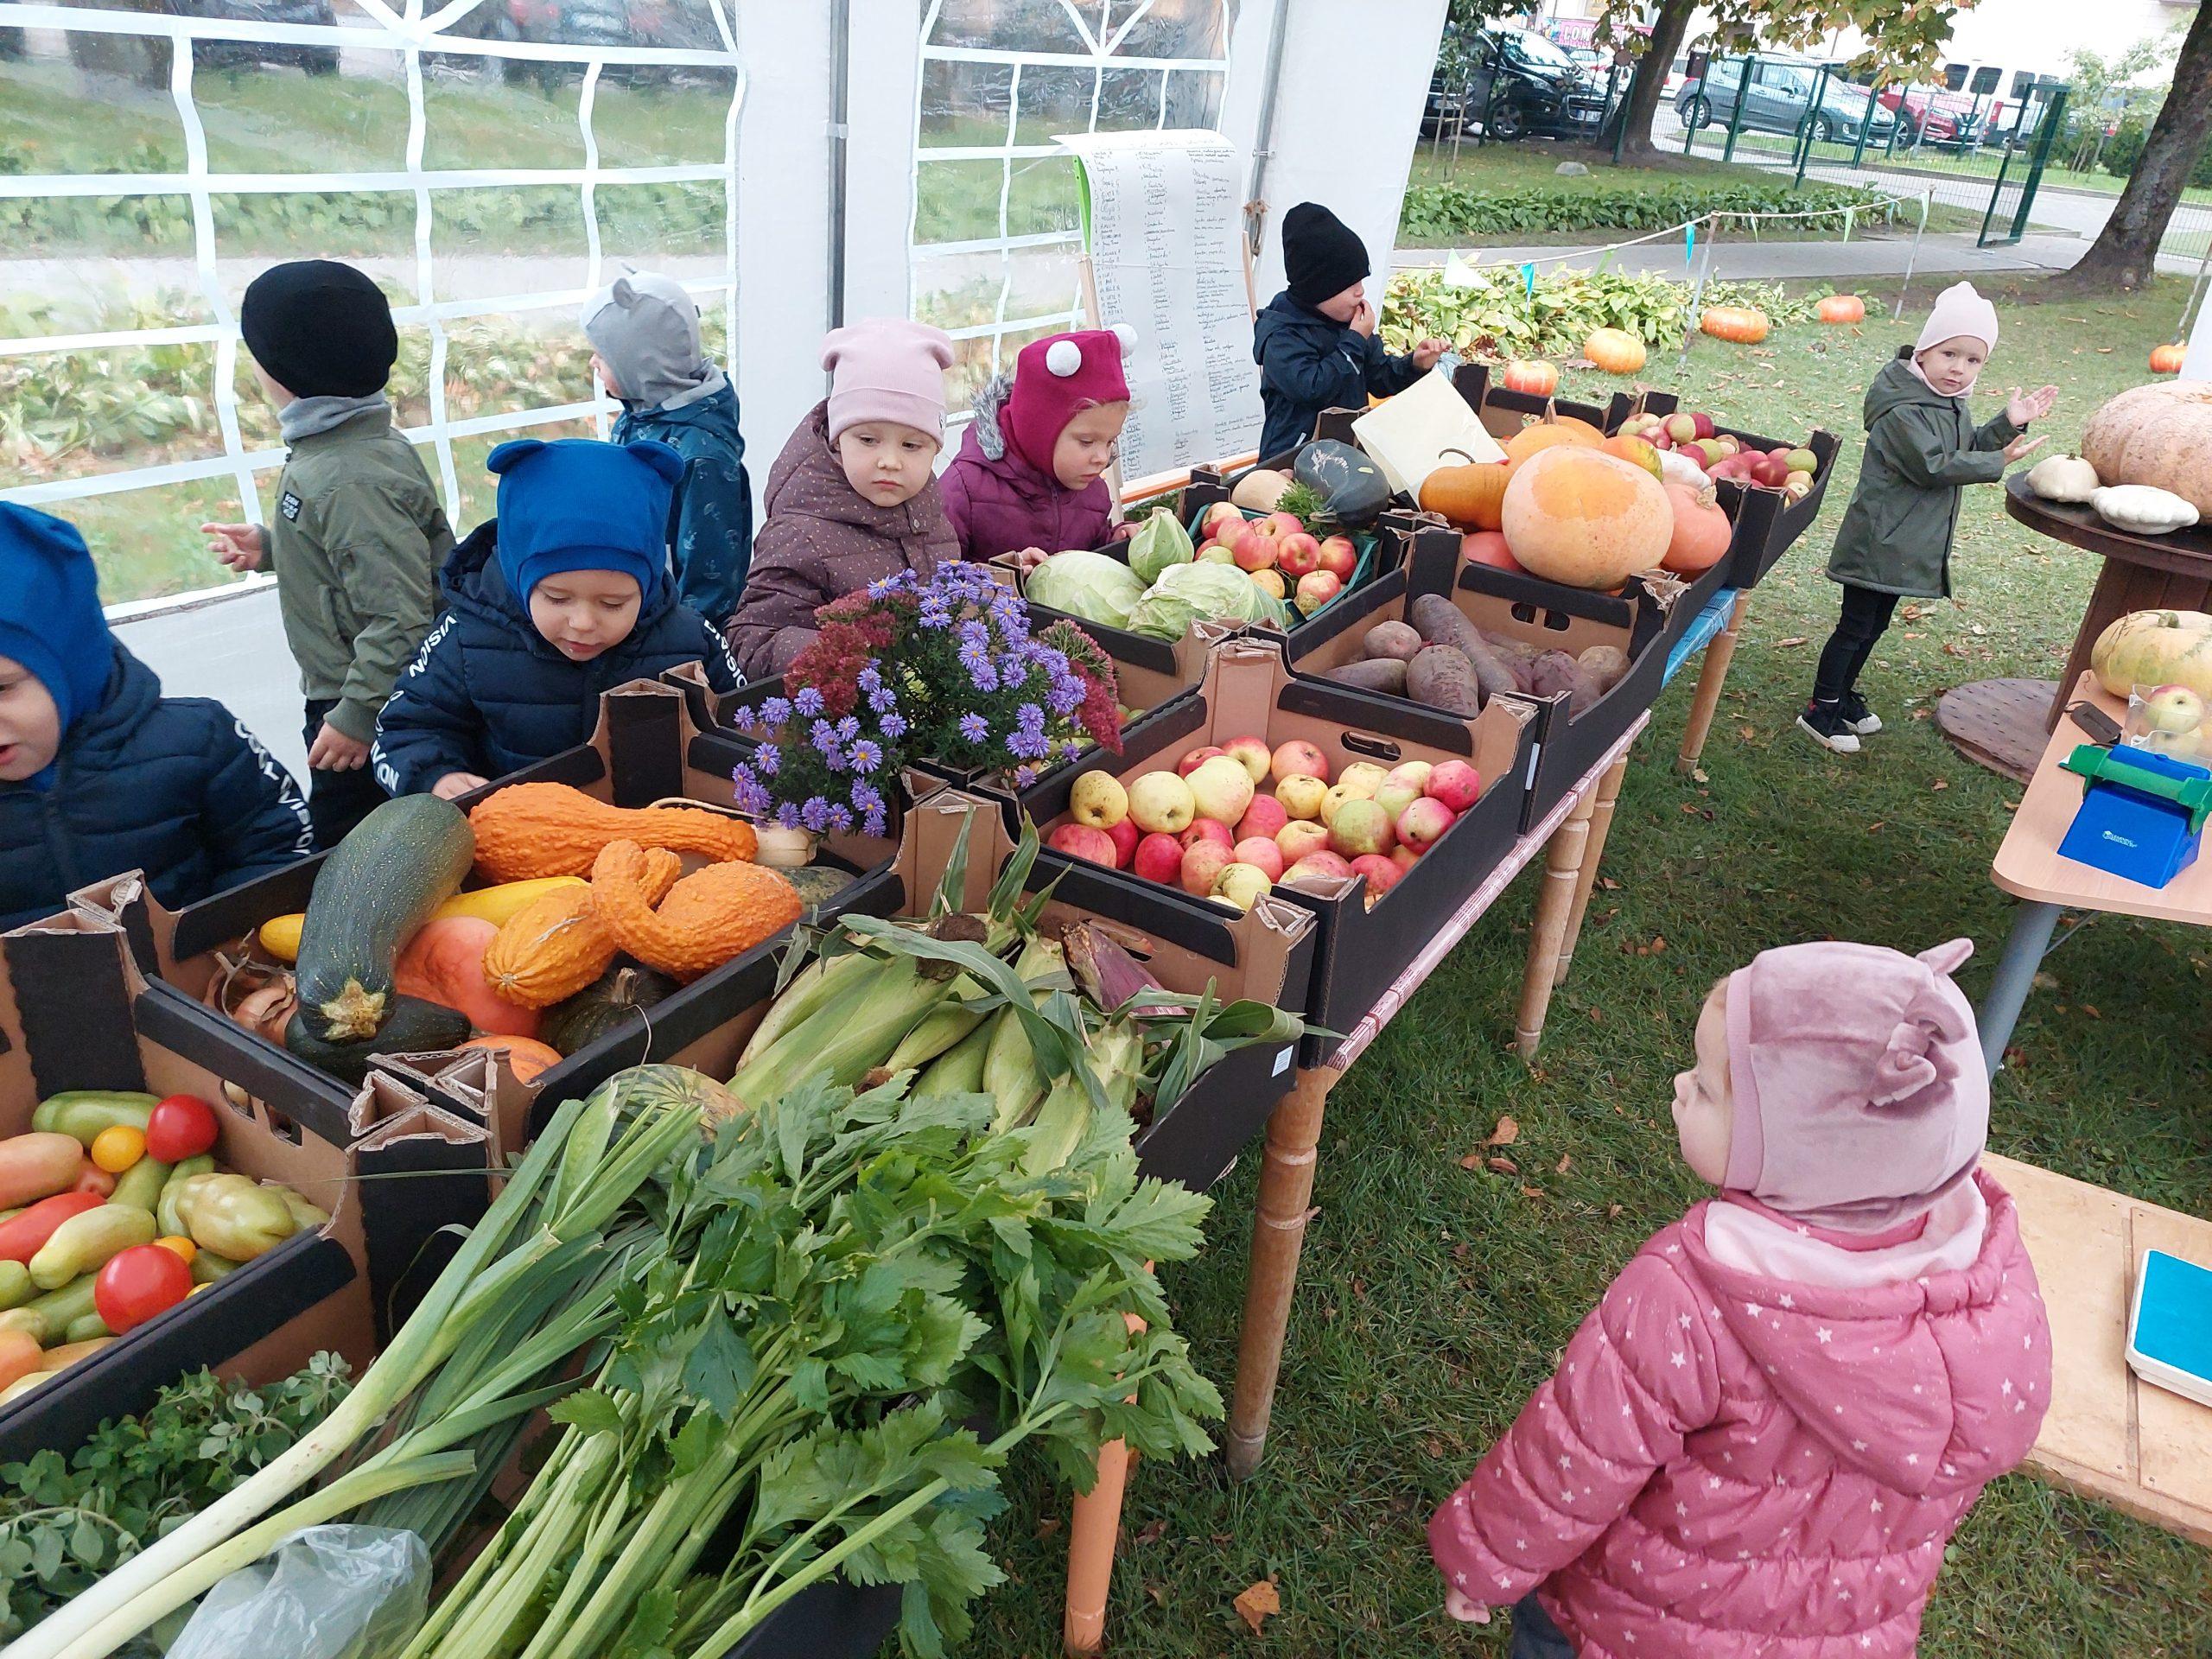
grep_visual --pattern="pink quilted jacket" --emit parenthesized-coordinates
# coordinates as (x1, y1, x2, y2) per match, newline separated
(1430, 1171, 2050, 1658)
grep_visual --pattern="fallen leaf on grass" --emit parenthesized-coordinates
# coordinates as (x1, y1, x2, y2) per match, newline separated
(1521, 1185, 1546, 1199)
(1738, 723, 1757, 741)
(2097, 346, 2113, 353)
(1775, 636, 1808, 648)
(1488, 1115, 1520, 1146)
(1133, 1517, 1168, 1547)
(1035, 1516, 1063, 1538)
(1607, 1203, 1624, 1218)
(1931, 778, 1948, 791)
(1235, 1580, 1281, 1635)
(1691, 766, 1709, 784)
(2082, 1004, 2101, 1019)
(1459, 1153, 1483, 1170)
(1486, 1155, 1521, 1175)
(1555, 1154, 1573, 1174)
(1868, 821, 1886, 832)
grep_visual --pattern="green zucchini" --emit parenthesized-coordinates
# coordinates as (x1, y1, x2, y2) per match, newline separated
(542, 965, 679, 1058)
(289, 795, 474, 1048)
(283, 995, 472, 1084)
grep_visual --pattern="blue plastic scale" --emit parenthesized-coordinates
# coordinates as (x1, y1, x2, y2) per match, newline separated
(2057, 743, 2212, 888)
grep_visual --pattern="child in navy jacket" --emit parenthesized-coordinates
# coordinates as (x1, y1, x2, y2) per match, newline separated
(1252, 201, 1448, 460)
(372, 438, 740, 800)
(0, 504, 310, 930)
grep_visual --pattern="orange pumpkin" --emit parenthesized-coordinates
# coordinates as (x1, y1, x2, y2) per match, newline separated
(1700, 306, 1770, 345)
(1816, 295, 1866, 325)
(1662, 480, 1733, 574)
(1582, 327, 1646, 375)
(395, 916, 542, 1039)
(2151, 343, 2186, 375)
(1503, 416, 1604, 469)
(1500, 447, 1673, 589)
(1462, 530, 1522, 573)
(1500, 359, 1558, 397)
(1602, 433, 1662, 480)
(1419, 450, 1512, 530)
(457, 1034, 563, 1083)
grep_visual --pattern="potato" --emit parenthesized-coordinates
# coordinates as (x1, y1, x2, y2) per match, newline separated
(1324, 658, 1408, 694)
(1530, 650, 1603, 715)
(1409, 595, 1516, 701)
(1578, 645, 1630, 694)
(1363, 620, 1423, 663)
(1405, 645, 1484, 715)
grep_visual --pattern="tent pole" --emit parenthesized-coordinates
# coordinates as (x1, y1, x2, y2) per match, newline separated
(827, 0, 851, 330)
(1243, 0, 1294, 260)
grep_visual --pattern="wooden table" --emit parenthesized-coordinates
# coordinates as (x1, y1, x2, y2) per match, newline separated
(1984, 1153, 2212, 1545)
(1981, 674, 2212, 1070)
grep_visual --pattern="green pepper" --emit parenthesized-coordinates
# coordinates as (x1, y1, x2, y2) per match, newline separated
(265, 1183, 330, 1235)
(28, 1203, 157, 1290)
(63, 1311, 111, 1344)
(0, 1260, 29, 1311)
(110, 1153, 173, 1213)
(30, 1090, 158, 1147)
(189, 1250, 242, 1286)
(156, 1155, 215, 1236)
(177, 1173, 295, 1262)
(0, 1274, 98, 1344)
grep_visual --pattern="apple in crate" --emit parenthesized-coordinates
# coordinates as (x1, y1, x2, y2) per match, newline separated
(1233, 524, 1281, 572)
(1186, 754, 1256, 825)
(1103, 817, 1141, 868)
(1133, 832, 1184, 886)
(1179, 839, 1235, 896)
(1249, 568, 1287, 601)
(1425, 759, 1482, 814)
(1350, 853, 1402, 898)
(2142, 683, 2205, 734)
(1197, 542, 1237, 565)
(1295, 570, 1343, 609)
(1236, 794, 1288, 842)
(1211, 861, 1274, 912)
(1339, 761, 1389, 798)
(1277, 531, 1322, 578)
(1275, 773, 1328, 821)
(1270, 739, 1330, 785)
(1201, 501, 1244, 537)
(1234, 836, 1287, 880)
(1179, 817, 1234, 852)
(1389, 844, 1419, 873)
(1785, 448, 1819, 475)
(1223, 735, 1274, 783)
(1069, 770, 1128, 829)
(1176, 745, 1224, 778)
(1047, 823, 1118, 866)
(1317, 536, 1357, 581)
(1330, 798, 1395, 858)
(1283, 851, 1356, 886)
(1276, 819, 1332, 863)
(1127, 771, 1196, 834)
(1396, 796, 1458, 854)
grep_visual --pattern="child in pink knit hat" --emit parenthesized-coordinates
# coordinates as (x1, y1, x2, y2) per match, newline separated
(939, 327, 1136, 565)
(723, 320, 963, 679)
(1432, 939, 2052, 1659)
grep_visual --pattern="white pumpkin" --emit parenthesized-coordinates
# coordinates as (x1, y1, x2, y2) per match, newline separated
(1230, 467, 1294, 512)
(1656, 448, 1711, 490)
(2024, 453, 2100, 503)
(2092, 609, 2212, 700)
(2089, 484, 2200, 536)
(2081, 381, 2212, 516)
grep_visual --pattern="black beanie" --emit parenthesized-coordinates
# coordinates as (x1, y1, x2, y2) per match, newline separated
(239, 260, 398, 398)
(1282, 201, 1370, 309)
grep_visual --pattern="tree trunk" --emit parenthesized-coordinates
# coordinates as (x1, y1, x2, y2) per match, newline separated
(2060, 3, 2212, 291)
(1608, 0, 1696, 166)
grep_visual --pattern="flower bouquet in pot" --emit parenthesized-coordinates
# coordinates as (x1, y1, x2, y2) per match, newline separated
(729, 563, 1123, 862)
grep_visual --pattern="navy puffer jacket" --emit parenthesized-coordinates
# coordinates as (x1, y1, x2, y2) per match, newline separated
(0, 644, 312, 931)
(372, 521, 741, 797)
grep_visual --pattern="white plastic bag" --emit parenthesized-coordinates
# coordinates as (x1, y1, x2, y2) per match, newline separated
(164, 1526, 428, 1659)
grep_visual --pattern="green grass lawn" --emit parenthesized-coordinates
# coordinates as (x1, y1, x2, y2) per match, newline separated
(966, 276, 2212, 1657)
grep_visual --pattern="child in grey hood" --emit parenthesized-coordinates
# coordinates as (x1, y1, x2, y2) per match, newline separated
(585, 270, 753, 628)
(1802, 283, 2056, 753)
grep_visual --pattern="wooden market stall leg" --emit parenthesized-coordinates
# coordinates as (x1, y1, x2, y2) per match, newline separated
(1676, 591, 1754, 773)
(1552, 753, 1629, 989)
(1226, 1065, 1338, 1482)
(1515, 789, 1598, 1060)
(1063, 1440, 1135, 1655)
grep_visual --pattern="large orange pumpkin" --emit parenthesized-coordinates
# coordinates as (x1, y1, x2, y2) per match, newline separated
(1503, 416, 1604, 468)
(1501, 447, 1674, 589)
(1420, 452, 1512, 530)
(1462, 530, 1522, 573)
(2151, 343, 2186, 375)
(1661, 479, 1732, 573)
(458, 1034, 564, 1083)
(395, 917, 542, 1039)
(1501, 359, 1558, 397)
(1816, 295, 1866, 325)
(1583, 327, 1646, 375)
(1700, 306, 1770, 344)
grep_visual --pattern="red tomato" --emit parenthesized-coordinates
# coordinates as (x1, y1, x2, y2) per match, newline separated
(94, 1244, 194, 1334)
(143, 1095, 219, 1164)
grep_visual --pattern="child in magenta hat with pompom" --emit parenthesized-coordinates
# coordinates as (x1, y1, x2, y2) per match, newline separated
(939, 326, 1136, 566)
(1431, 938, 2051, 1659)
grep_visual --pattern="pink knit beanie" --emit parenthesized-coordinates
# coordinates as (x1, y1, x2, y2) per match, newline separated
(823, 319, 955, 442)
(1004, 327, 1135, 475)
(1723, 938, 1987, 1233)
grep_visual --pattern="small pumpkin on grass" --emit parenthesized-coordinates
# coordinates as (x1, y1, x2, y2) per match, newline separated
(469, 784, 757, 882)
(1816, 295, 1866, 324)
(2151, 343, 2185, 375)
(1700, 306, 1770, 344)
(591, 841, 803, 982)
(1582, 327, 1646, 375)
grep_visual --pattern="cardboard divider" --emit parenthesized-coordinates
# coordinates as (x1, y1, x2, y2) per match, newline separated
(1708, 427, 1842, 589)
(0, 917, 476, 1460)
(1018, 639, 1531, 1061)
(1449, 361, 1641, 440)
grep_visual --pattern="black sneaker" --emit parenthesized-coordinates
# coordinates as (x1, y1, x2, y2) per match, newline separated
(1797, 702, 1863, 753)
(1839, 691, 1883, 736)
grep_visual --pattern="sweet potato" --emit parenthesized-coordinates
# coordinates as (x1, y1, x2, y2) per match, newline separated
(1404, 645, 1484, 715)
(1409, 595, 1516, 701)
(1578, 645, 1630, 694)
(1529, 650, 1605, 715)
(1363, 620, 1423, 663)
(1323, 658, 1408, 695)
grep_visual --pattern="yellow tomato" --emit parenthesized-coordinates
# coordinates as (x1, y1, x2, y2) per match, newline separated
(156, 1235, 198, 1263)
(91, 1125, 146, 1173)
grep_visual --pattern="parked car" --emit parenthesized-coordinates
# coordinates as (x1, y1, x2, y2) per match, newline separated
(1424, 27, 1609, 143)
(175, 0, 339, 76)
(1876, 86, 1981, 149)
(1675, 56, 1895, 145)
(436, 0, 722, 83)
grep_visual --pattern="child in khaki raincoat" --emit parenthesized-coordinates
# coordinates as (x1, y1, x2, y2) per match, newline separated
(1800, 283, 2055, 754)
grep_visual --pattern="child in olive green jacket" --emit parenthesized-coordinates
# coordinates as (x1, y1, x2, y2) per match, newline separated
(201, 261, 452, 846)
(1802, 283, 2055, 754)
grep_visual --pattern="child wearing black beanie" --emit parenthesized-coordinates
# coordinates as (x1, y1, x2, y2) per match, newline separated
(1252, 202, 1448, 460)
(200, 259, 452, 849)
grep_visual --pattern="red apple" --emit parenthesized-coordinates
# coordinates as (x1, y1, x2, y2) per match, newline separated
(1389, 844, 1419, 872)
(1275, 818, 1332, 862)
(1316, 535, 1357, 581)
(1283, 851, 1356, 887)
(1424, 760, 1481, 814)
(1233, 836, 1286, 880)
(1463, 531, 1522, 574)
(1200, 500, 1244, 537)
(1294, 569, 1342, 609)
(1395, 797, 1458, 854)
(1179, 817, 1234, 852)
(1179, 840, 1235, 897)
(1276, 531, 1322, 578)
(1235, 795, 1289, 842)
(1262, 511, 1304, 538)
(1233, 524, 1281, 572)
(1269, 739, 1330, 785)
(1176, 745, 1225, 779)
(1047, 822, 1118, 866)
(1103, 817, 1141, 868)
(1689, 412, 1716, 440)
(1222, 734, 1274, 784)
(1350, 853, 1402, 898)
(1133, 831, 1184, 885)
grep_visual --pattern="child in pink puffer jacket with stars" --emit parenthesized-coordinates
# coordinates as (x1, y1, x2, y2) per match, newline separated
(1431, 938, 2051, 1659)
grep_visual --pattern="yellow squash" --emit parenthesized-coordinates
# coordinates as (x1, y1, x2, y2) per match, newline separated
(257, 876, 588, 962)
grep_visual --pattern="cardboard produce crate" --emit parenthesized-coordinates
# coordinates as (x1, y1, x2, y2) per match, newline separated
(0, 914, 486, 1461)
(71, 684, 899, 1135)
(1021, 639, 1531, 1062)
(1448, 361, 1647, 441)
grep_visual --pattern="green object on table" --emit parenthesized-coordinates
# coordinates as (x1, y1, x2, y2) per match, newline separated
(2061, 744, 2212, 836)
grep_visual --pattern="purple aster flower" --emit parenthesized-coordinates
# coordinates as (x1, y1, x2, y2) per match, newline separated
(1047, 677, 1083, 716)
(730, 702, 759, 733)
(857, 664, 882, 694)
(850, 780, 883, 813)
(967, 661, 1000, 693)
(918, 600, 952, 629)
(862, 806, 888, 838)
(729, 766, 772, 817)
(880, 712, 907, 741)
(957, 712, 988, 744)
(800, 797, 832, 833)
(1014, 765, 1038, 789)
(1016, 701, 1045, 730)
(793, 687, 824, 717)
(849, 738, 882, 773)
(835, 715, 860, 742)
(868, 688, 897, 714)
(761, 696, 792, 728)
(867, 574, 900, 600)
(826, 804, 855, 834)
(754, 742, 779, 776)
(775, 802, 803, 830)
(1008, 728, 1049, 761)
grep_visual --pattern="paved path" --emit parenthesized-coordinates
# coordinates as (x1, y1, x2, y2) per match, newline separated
(1392, 230, 2088, 283)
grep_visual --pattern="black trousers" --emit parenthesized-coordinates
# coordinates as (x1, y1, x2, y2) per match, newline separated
(302, 697, 388, 851)
(1812, 584, 1902, 705)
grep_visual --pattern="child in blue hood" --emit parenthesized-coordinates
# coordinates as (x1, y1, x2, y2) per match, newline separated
(0, 504, 311, 931)
(1252, 202, 1448, 461)
(372, 437, 741, 800)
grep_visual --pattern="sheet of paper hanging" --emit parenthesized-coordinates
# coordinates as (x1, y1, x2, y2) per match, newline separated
(1056, 129, 1261, 482)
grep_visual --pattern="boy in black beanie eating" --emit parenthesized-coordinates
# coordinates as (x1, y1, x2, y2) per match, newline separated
(200, 259, 452, 849)
(1252, 201, 1448, 460)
